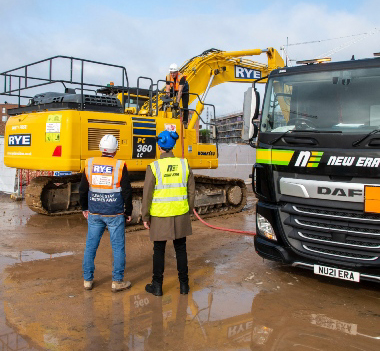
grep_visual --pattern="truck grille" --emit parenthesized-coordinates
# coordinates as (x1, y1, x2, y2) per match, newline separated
(295, 219, 380, 235)
(281, 203, 380, 262)
(303, 245, 378, 261)
(294, 205, 380, 221)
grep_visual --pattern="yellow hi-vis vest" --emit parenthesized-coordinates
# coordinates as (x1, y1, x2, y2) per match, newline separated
(150, 157, 189, 217)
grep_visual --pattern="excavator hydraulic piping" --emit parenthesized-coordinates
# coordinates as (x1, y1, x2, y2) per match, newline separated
(219, 49, 263, 58)
(185, 92, 216, 131)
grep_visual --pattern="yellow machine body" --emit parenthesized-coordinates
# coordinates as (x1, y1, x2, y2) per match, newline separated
(4, 109, 217, 172)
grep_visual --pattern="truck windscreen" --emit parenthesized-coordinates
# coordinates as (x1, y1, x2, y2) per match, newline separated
(261, 66, 380, 133)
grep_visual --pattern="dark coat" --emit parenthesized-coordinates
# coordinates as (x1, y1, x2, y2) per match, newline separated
(141, 151, 195, 241)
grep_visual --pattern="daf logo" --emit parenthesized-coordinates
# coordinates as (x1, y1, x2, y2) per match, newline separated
(317, 187, 362, 197)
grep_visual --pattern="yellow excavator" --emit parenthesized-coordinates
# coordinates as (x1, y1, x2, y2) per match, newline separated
(2, 48, 284, 227)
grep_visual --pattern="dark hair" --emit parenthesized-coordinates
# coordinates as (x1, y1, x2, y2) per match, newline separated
(161, 147, 172, 152)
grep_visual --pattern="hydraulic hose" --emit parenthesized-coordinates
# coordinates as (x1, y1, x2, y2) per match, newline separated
(193, 209, 256, 236)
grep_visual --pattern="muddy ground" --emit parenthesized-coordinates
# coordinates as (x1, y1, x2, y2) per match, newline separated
(0, 192, 379, 351)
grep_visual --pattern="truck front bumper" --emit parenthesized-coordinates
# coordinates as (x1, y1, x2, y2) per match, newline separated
(255, 201, 380, 283)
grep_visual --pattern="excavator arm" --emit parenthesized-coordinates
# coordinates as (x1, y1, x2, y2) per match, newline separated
(142, 47, 284, 129)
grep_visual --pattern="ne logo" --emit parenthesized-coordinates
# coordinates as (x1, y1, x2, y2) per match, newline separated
(167, 165, 178, 172)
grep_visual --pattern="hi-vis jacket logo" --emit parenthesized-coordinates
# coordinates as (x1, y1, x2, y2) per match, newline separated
(295, 151, 324, 168)
(93, 165, 113, 174)
(167, 165, 178, 172)
(165, 164, 179, 177)
(234, 65, 261, 79)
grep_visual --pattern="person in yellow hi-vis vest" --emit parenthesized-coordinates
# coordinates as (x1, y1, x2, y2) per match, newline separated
(141, 130, 195, 296)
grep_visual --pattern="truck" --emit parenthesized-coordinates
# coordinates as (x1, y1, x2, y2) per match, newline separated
(2, 48, 284, 228)
(244, 54, 380, 283)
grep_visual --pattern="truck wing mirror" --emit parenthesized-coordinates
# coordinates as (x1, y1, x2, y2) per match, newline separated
(242, 87, 260, 142)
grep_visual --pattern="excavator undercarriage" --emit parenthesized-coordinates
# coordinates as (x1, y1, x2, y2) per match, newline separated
(25, 174, 247, 231)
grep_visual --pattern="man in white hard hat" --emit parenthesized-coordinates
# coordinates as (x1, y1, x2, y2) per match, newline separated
(166, 63, 190, 125)
(79, 134, 133, 292)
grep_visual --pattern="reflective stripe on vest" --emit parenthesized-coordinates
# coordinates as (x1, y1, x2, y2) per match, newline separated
(166, 73, 186, 92)
(150, 157, 189, 217)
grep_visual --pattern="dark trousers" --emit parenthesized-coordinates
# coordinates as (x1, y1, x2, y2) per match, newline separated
(153, 237, 188, 284)
(181, 92, 189, 124)
(169, 90, 189, 124)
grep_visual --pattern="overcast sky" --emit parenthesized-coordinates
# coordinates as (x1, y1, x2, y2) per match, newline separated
(1, 0, 379, 116)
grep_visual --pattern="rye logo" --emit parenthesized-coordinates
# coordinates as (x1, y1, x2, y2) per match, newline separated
(234, 65, 261, 79)
(294, 151, 324, 168)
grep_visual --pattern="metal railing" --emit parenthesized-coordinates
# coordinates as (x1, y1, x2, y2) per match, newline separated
(1, 55, 130, 109)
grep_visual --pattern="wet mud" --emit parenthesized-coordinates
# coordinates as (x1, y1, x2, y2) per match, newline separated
(0, 192, 379, 350)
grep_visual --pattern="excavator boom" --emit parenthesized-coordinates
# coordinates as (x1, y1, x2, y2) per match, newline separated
(142, 47, 284, 129)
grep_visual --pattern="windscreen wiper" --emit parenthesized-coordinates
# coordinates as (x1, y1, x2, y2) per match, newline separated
(352, 129, 380, 147)
(269, 129, 342, 145)
(269, 129, 293, 145)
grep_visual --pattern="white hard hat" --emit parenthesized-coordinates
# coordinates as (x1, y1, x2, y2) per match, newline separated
(99, 134, 118, 153)
(169, 63, 178, 72)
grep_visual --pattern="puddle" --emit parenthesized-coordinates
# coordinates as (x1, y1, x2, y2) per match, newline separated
(14, 250, 72, 263)
(0, 196, 379, 350)
(0, 255, 44, 350)
(0, 251, 74, 264)
(0, 302, 39, 350)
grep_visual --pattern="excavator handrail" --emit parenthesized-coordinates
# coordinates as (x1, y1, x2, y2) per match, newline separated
(181, 106, 219, 156)
(1, 55, 130, 109)
(136, 76, 153, 115)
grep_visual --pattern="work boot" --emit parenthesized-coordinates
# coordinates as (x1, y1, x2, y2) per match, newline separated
(145, 281, 163, 296)
(111, 280, 132, 293)
(84, 280, 93, 290)
(180, 282, 190, 295)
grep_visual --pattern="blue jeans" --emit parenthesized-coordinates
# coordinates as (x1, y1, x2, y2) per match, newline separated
(83, 214, 126, 281)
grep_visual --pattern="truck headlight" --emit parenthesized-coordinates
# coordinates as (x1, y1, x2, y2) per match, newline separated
(257, 214, 277, 241)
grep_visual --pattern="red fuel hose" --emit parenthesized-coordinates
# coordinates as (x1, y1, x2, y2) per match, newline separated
(193, 209, 256, 236)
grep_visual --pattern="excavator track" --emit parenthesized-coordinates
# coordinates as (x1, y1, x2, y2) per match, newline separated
(25, 174, 247, 232)
(25, 174, 83, 215)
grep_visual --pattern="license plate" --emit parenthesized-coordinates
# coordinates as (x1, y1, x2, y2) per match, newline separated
(314, 265, 360, 282)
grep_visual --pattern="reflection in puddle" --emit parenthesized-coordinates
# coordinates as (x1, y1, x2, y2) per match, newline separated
(0, 306, 39, 350)
(0, 252, 379, 350)
(17, 251, 73, 263)
(311, 314, 380, 340)
(0, 255, 40, 350)
(0, 251, 74, 263)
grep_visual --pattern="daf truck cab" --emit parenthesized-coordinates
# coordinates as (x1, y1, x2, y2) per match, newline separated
(246, 55, 380, 283)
